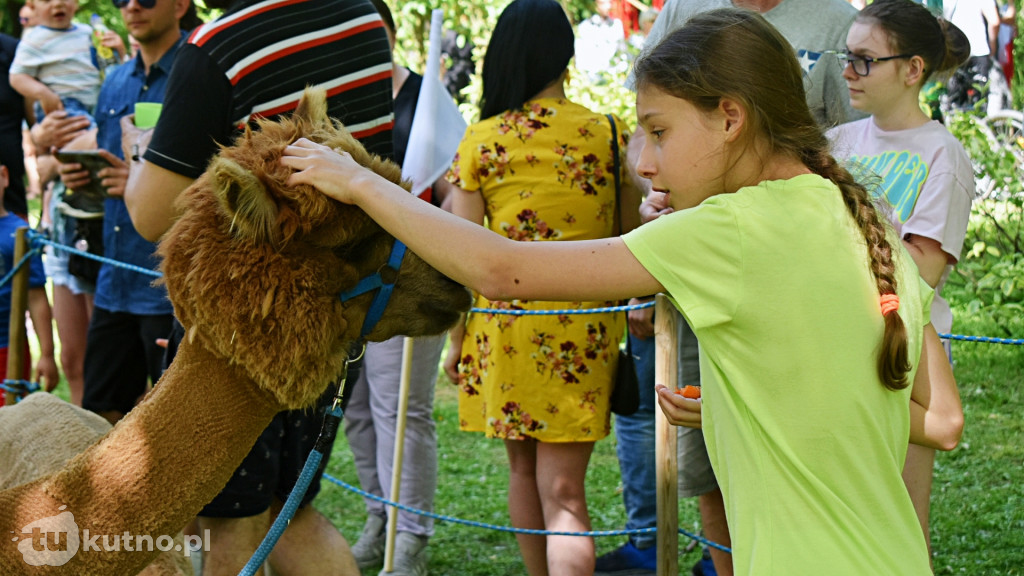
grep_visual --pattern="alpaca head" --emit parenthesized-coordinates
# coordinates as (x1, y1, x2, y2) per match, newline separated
(158, 87, 471, 409)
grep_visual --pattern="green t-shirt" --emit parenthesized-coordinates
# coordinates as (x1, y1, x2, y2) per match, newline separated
(623, 174, 933, 575)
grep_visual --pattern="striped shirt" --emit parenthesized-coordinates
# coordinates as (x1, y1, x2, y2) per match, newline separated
(144, 0, 394, 178)
(9, 24, 101, 109)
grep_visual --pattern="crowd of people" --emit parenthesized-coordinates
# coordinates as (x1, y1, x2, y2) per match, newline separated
(0, 0, 1002, 574)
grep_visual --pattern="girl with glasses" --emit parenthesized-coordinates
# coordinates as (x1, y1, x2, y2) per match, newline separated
(284, 8, 964, 573)
(828, 0, 974, 557)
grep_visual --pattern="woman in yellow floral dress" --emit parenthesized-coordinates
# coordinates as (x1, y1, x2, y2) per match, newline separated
(443, 0, 640, 573)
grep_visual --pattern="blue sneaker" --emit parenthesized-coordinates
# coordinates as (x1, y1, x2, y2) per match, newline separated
(594, 540, 657, 576)
(691, 547, 718, 576)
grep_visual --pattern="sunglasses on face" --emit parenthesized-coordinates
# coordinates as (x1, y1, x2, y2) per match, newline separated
(833, 50, 913, 77)
(112, 0, 158, 8)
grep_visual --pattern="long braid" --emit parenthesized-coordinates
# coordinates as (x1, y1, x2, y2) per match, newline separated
(804, 148, 911, 390)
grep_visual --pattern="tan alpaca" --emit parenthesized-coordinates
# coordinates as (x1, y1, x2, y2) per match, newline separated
(0, 87, 470, 575)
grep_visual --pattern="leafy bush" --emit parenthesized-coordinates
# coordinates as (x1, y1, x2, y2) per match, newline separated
(943, 110, 1024, 337)
(565, 44, 640, 132)
(1015, 1, 1023, 110)
(946, 111, 1022, 200)
(388, 0, 641, 126)
(946, 216, 1024, 336)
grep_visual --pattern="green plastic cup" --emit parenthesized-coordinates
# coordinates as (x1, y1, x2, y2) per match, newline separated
(134, 103, 163, 129)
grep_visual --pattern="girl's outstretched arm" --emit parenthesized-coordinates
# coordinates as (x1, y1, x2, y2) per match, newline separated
(282, 138, 664, 303)
(908, 323, 964, 451)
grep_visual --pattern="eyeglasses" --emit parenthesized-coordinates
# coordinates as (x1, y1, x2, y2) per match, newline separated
(112, 0, 158, 8)
(833, 51, 913, 77)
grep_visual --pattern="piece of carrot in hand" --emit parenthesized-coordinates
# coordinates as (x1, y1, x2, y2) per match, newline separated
(675, 385, 701, 399)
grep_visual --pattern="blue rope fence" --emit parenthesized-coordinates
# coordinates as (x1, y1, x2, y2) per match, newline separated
(0, 236, 45, 403)
(4, 229, 1022, 553)
(322, 473, 732, 552)
(468, 301, 1024, 345)
(28, 230, 162, 279)
(471, 301, 656, 315)
(11, 228, 1024, 345)
(0, 249, 42, 291)
(939, 333, 1024, 345)
(1, 379, 40, 404)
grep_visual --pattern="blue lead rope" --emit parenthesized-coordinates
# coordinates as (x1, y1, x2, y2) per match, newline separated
(237, 355, 359, 576)
(237, 406, 340, 576)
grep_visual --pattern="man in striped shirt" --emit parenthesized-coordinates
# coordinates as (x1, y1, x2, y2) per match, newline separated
(124, 0, 393, 242)
(122, 0, 393, 573)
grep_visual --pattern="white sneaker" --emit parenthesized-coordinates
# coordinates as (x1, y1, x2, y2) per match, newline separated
(351, 514, 386, 569)
(378, 532, 428, 576)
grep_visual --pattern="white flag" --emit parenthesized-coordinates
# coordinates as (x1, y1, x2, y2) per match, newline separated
(402, 9, 468, 199)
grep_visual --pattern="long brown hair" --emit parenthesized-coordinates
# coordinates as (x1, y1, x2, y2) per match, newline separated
(633, 8, 911, 390)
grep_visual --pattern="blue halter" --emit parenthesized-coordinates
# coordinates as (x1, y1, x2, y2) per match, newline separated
(338, 239, 408, 340)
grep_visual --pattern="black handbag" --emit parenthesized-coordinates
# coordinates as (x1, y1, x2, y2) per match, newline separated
(67, 216, 104, 284)
(605, 114, 640, 416)
(57, 182, 106, 285)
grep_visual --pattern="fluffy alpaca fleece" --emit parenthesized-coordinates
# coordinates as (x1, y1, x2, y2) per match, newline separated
(160, 88, 469, 409)
(0, 88, 470, 575)
(0, 394, 192, 575)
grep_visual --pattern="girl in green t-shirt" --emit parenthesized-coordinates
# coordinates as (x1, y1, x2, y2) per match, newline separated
(283, 7, 963, 574)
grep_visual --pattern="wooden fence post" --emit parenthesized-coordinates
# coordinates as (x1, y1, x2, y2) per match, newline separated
(4, 227, 30, 406)
(383, 337, 415, 573)
(654, 294, 679, 575)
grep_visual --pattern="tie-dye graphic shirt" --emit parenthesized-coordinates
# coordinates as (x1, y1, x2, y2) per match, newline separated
(829, 118, 975, 334)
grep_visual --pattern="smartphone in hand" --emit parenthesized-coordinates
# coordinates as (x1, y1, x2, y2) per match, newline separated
(53, 149, 114, 211)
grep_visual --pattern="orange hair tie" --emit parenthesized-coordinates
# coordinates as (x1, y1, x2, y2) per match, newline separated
(880, 294, 900, 317)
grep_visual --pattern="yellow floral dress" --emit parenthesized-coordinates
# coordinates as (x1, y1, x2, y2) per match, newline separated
(447, 98, 629, 442)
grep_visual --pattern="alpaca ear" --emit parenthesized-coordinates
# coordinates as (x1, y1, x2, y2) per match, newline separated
(210, 156, 279, 245)
(293, 86, 329, 131)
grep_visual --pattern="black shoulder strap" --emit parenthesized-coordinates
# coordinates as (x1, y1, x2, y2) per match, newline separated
(606, 114, 622, 234)
(606, 114, 621, 197)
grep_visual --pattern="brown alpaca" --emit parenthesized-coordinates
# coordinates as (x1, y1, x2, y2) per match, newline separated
(0, 88, 470, 575)
(0, 393, 193, 576)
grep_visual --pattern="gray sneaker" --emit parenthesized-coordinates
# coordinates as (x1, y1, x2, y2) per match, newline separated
(351, 514, 387, 569)
(378, 532, 428, 576)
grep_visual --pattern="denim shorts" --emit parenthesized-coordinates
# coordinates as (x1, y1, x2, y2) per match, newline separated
(33, 97, 96, 130)
(44, 184, 95, 296)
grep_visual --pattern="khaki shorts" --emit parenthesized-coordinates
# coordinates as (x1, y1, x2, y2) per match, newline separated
(677, 426, 718, 498)
(674, 314, 718, 498)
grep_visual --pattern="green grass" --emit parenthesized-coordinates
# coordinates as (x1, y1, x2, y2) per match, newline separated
(930, 315, 1024, 575)
(311, 328, 1024, 575)
(317, 382, 703, 575)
